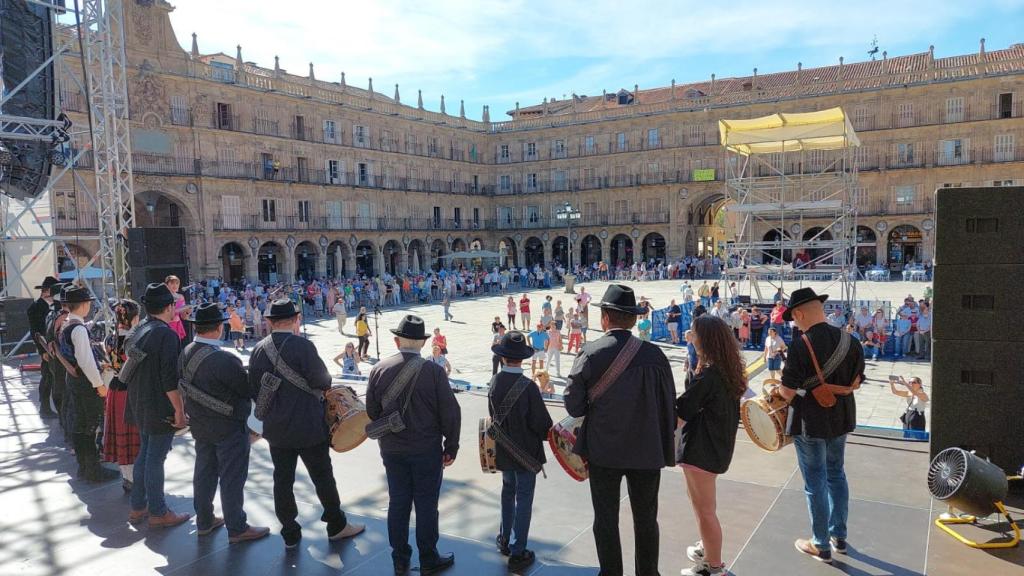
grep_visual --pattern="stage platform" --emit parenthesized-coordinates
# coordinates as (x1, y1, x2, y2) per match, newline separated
(2, 364, 1020, 576)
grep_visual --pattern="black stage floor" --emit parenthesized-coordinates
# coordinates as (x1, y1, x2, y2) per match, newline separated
(2, 369, 1021, 576)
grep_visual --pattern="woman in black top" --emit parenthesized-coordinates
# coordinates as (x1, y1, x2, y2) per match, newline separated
(675, 315, 747, 576)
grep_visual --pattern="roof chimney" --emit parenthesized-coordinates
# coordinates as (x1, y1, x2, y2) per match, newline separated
(274, 55, 281, 77)
(710, 73, 716, 92)
(796, 62, 802, 84)
(368, 77, 373, 98)
(838, 56, 844, 80)
(883, 51, 888, 73)
(671, 78, 676, 100)
(440, 94, 446, 114)
(459, 99, 465, 118)
(929, 45, 935, 69)
(980, 37, 986, 59)
(340, 71, 346, 88)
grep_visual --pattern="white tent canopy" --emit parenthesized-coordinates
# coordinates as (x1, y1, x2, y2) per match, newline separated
(718, 107, 860, 155)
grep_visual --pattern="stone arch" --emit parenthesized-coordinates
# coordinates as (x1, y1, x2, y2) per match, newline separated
(853, 226, 877, 268)
(580, 234, 601, 266)
(551, 235, 570, 268)
(258, 241, 284, 284)
(524, 236, 544, 267)
(610, 233, 633, 266)
(761, 229, 793, 265)
(498, 237, 518, 269)
(407, 239, 427, 273)
(430, 238, 446, 271)
(801, 226, 833, 266)
(326, 240, 351, 278)
(134, 189, 197, 230)
(383, 239, 403, 275)
(887, 224, 923, 268)
(641, 232, 666, 263)
(355, 240, 377, 277)
(218, 241, 247, 285)
(471, 237, 485, 251)
(294, 240, 319, 281)
(451, 237, 468, 253)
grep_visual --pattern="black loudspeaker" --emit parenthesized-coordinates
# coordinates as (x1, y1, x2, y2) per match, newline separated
(0, 0, 55, 201)
(932, 186, 1024, 472)
(127, 227, 187, 267)
(129, 265, 189, 303)
(0, 297, 36, 352)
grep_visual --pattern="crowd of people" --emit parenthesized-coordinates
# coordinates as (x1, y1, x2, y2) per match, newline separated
(24, 255, 927, 575)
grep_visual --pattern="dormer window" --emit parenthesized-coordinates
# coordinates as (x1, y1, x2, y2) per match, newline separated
(617, 89, 633, 105)
(742, 82, 752, 92)
(685, 88, 706, 99)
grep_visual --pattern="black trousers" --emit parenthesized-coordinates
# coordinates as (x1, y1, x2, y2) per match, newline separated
(588, 464, 662, 576)
(269, 441, 347, 540)
(492, 354, 501, 375)
(38, 359, 53, 412)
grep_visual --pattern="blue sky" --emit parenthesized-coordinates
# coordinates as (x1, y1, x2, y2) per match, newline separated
(169, 0, 1024, 120)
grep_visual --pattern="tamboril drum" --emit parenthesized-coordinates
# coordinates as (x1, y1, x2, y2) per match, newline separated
(548, 415, 588, 481)
(740, 379, 792, 452)
(479, 417, 498, 473)
(325, 385, 369, 452)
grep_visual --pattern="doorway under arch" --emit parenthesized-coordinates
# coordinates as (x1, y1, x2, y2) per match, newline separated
(219, 242, 246, 285)
(580, 235, 601, 266)
(610, 234, 633, 266)
(258, 241, 284, 284)
(641, 232, 666, 263)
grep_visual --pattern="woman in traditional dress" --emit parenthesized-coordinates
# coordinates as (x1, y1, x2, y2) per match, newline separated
(102, 299, 142, 492)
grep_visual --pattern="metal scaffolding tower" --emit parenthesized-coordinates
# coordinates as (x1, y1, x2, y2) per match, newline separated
(720, 108, 860, 308)
(0, 0, 133, 355)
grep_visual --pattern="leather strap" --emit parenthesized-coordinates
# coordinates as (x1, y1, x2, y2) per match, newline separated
(259, 335, 321, 399)
(178, 345, 233, 416)
(801, 333, 861, 396)
(588, 335, 642, 403)
(488, 375, 544, 474)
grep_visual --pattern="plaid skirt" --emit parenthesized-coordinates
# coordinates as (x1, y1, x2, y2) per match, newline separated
(102, 389, 140, 465)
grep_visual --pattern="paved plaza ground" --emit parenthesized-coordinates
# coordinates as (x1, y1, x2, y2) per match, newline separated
(6, 278, 1023, 575)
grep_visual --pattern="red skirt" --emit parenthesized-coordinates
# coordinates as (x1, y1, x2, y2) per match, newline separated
(103, 389, 140, 465)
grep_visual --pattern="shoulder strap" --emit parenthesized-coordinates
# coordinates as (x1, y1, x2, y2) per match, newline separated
(487, 375, 544, 474)
(800, 330, 852, 389)
(381, 356, 426, 410)
(178, 345, 234, 416)
(588, 335, 643, 403)
(260, 335, 321, 398)
(492, 375, 532, 426)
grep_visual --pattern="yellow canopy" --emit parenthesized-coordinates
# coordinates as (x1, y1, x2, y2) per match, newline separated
(718, 107, 860, 155)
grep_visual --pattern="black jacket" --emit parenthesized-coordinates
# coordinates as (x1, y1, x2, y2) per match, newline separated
(27, 297, 49, 355)
(247, 332, 332, 449)
(488, 371, 552, 472)
(181, 342, 251, 443)
(676, 364, 740, 474)
(564, 329, 677, 469)
(125, 318, 181, 435)
(782, 322, 863, 439)
(366, 351, 461, 458)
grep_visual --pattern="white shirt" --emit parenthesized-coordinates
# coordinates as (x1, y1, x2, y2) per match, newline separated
(68, 313, 104, 389)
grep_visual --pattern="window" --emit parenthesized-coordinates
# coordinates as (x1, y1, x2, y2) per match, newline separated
(453, 207, 462, 226)
(215, 102, 232, 130)
(473, 208, 480, 226)
(428, 137, 440, 156)
(499, 144, 510, 161)
(296, 156, 308, 182)
(297, 200, 311, 223)
(945, 97, 965, 123)
(221, 195, 240, 229)
(995, 134, 1015, 162)
(526, 173, 538, 190)
(293, 115, 307, 140)
(647, 128, 660, 147)
(993, 179, 1015, 187)
(552, 169, 567, 191)
(433, 207, 442, 228)
(646, 162, 660, 182)
(381, 129, 393, 151)
(584, 136, 595, 154)
(553, 139, 566, 158)
(526, 205, 540, 224)
(583, 167, 596, 188)
(499, 206, 513, 226)
(613, 164, 626, 186)
(584, 201, 598, 225)
(354, 125, 367, 147)
(170, 95, 189, 125)
(499, 174, 511, 192)
(210, 61, 236, 83)
(326, 201, 343, 228)
(358, 162, 369, 185)
(939, 139, 965, 165)
(896, 143, 915, 166)
(614, 200, 629, 221)
(616, 132, 627, 151)
(688, 124, 705, 146)
(895, 185, 915, 205)
(326, 159, 341, 184)
(254, 109, 277, 136)
(852, 106, 869, 129)
(261, 198, 276, 223)
(323, 120, 338, 143)
(526, 142, 537, 159)
(896, 102, 914, 127)
(998, 93, 1014, 119)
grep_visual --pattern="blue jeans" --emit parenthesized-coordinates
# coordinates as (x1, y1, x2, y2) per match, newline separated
(896, 333, 912, 357)
(130, 432, 175, 516)
(382, 450, 444, 565)
(500, 470, 537, 556)
(194, 427, 250, 536)
(793, 434, 849, 548)
(701, 297, 711, 308)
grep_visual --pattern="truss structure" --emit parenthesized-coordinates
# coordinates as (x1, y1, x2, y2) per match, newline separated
(0, 0, 133, 356)
(720, 109, 859, 308)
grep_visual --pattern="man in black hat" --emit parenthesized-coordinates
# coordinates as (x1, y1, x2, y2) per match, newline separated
(124, 283, 191, 528)
(489, 331, 553, 572)
(563, 283, 676, 576)
(774, 287, 864, 564)
(181, 303, 270, 543)
(248, 298, 364, 549)
(57, 285, 119, 482)
(365, 314, 461, 575)
(29, 276, 61, 417)
(45, 283, 72, 441)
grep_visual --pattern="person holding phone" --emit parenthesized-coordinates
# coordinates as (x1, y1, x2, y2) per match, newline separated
(889, 375, 928, 431)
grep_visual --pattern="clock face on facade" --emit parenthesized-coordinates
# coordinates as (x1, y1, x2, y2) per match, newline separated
(678, 188, 689, 200)
(186, 182, 198, 194)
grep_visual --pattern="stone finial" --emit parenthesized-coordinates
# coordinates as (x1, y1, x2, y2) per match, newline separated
(308, 62, 315, 81)
(482, 105, 490, 123)
(980, 37, 986, 57)
(394, 84, 400, 102)
(368, 77, 373, 95)
(418, 89, 423, 109)
(274, 55, 280, 76)
(929, 45, 935, 69)
(440, 94, 446, 114)
(515, 101, 520, 111)
(190, 32, 199, 58)
(340, 71, 346, 88)
(459, 99, 465, 118)
(838, 56, 844, 79)
(710, 73, 715, 89)
(671, 78, 676, 100)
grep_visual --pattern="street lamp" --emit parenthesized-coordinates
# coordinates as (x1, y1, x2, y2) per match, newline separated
(555, 201, 581, 293)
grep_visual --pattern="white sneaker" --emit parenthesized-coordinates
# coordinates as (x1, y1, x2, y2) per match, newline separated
(681, 560, 728, 576)
(686, 540, 705, 563)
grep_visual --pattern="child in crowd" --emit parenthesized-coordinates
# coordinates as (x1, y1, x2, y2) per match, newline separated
(227, 305, 246, 351)
(637, 315, 652, 341)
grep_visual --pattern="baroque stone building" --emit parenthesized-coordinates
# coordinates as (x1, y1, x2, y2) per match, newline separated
(53, 1, 1024, 284)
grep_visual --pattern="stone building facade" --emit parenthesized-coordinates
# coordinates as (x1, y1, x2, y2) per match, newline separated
(53, 1, 1024, 284)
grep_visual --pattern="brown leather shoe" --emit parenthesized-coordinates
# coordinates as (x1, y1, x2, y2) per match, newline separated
(128, 509, 149, 525)
(229, 526, 271, 544)
(148, 510, 191, 529)
(197, 516, 225, 536)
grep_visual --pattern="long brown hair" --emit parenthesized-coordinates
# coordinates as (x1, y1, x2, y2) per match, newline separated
(692, 315, 748, 400)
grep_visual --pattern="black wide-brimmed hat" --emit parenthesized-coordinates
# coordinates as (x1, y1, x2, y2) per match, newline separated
(187, 302, 229, 325)
(389, 314, 430, 340)
(142, 283, 175, 307)
(782, 287, 829, 321)
(36, 276, 60, 290)
(51, 282, 70, 302)
(594, 284, 645, 315)
(61, 285, 95, 304)
(263, 298, 300, 320)
(491, 330, 535, 360)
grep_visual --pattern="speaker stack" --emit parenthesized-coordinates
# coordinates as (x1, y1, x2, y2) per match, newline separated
(127, 227, 189, 301)
(932, 186, 1024, 473)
